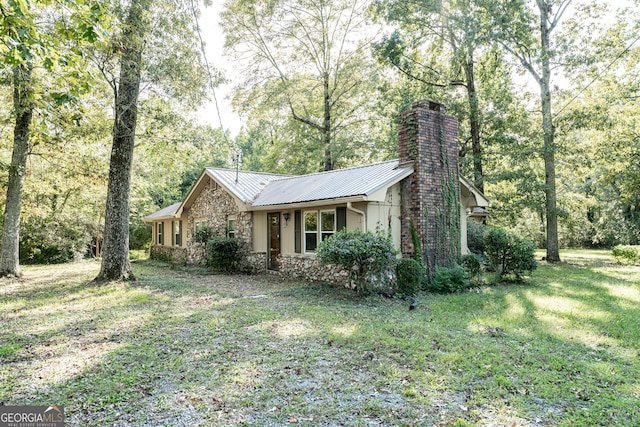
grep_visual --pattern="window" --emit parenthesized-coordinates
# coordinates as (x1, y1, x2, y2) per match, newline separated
(227, 216, 236, 239)
(157, 222, 164, 245)
(303, 209, 336, 252)
(173, 220, 182, 246)
(304, 211, 318, 252)
(320, 210, 336, 241)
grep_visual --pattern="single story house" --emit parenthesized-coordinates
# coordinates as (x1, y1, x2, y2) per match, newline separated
(144, 100, 490, 283)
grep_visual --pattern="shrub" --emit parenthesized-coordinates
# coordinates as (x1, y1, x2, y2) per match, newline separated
(19, 216, 90, 264)
(316, 229, 396, 293)
(467, 220, 486, 255)
(462, 253, 483, 278)
(394, 258, 424, 296)
(428, 264, 470, 293)
(611, 245, 639, 265)
(194, 226, 213, 244)
(206, 237, 241, 272)
(483, 227, 537, 279)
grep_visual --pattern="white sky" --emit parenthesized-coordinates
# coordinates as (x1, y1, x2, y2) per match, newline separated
(195, 2, 243, 137)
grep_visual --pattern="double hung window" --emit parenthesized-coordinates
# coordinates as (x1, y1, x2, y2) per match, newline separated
(303, 210, 336, 252)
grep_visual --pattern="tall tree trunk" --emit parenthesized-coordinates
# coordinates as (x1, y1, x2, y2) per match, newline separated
(463, 55, 483, 192)
(538, 1, 560, 262)
(95, 0, 149, 281)
(322, 72, 332, 171)
(0, 64, 34, 278)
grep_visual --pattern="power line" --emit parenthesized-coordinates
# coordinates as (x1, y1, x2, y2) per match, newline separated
(554, 32, 640, 119)
(190, 0, 235, 151)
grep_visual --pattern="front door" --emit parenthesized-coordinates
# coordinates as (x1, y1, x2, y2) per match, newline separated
(268, 212, 280, 270)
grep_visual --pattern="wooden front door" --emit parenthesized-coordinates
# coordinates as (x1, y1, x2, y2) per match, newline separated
(268, 212, 280, 270)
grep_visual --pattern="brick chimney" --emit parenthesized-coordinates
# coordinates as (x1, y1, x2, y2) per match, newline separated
(399, 100, 461, 278)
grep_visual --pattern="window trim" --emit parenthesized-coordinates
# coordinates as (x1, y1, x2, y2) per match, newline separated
(157, 222, 164, 246)
(303, 209, 336, 253)
(227, 215, 237, 239)
(303, 211, 318, 253)
(173, 220, 182, 247)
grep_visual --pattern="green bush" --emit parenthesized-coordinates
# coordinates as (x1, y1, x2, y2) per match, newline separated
(483, 227, 537, 279)
(394, 258, 424, 296)
(19, 216, 90, 264)
(428, 264, 470, 293)
(206, 237, 240, 272)
(194, 226, 213, 244)
(611, 245, 639, 265)
(467, 220, 486, 255)
(316, 229, 396, 293)
(462, 253, 483, 278)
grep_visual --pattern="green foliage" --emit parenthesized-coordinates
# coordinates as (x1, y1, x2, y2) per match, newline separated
(194, 226, 213, 244)
(461, 253, 482, 279)
(409, 217, 424, 266)
(205, 237, 241, 272)
(129, 218, 151, 250)
(467, 220, 486, 256)
(19, 216, 90, 264)
(428, 264, 470, 294)
(611, 245, 639, 266)
(484, 227, 537, 279)
(316, 229, 396, 293)
(394, 258, 424, 296)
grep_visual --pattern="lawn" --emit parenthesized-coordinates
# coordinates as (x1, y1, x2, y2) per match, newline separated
(0, 250, 639, 426)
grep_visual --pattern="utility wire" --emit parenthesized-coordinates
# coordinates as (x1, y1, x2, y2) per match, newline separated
(190, 0, 235, 150)
(553, 32, 640, 119)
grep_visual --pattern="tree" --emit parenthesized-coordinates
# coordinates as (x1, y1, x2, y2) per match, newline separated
(371, 0, 494, 191)
(94, 0, 210, 280)
(221, 0, 383, 172)
(0, 64, 34, 276)
(94, 0, 151, 281)
(485, 0, 574, 262)
(0, 0, 106, 276)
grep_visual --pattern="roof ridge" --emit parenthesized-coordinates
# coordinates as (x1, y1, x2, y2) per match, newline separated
(205, 167, 291, 178)
(266, 159, 401, 183)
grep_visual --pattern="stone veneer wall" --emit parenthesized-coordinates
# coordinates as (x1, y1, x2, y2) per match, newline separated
(185, 178, 253, 265)
(150, 245, 188, 264)
(277, 255, 350, 286)
(398, 100, 461, 278)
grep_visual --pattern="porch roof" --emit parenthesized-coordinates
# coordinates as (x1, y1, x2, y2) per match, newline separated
(143, 202, 181, 221)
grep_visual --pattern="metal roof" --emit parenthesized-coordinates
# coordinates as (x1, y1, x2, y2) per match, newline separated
(251, 160, 414, 207)
(143, 202, 181, 221)
(204, 168, 291, 203)
(145, 160, 490, 219)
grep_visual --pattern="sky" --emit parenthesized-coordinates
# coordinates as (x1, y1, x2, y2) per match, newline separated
(195, 2, 243, 137)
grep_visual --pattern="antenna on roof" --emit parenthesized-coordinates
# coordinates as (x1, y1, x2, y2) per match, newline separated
(233, 150, 242, 183)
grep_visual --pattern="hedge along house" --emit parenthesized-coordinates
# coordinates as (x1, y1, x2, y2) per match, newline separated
(144, 100, 490, 282)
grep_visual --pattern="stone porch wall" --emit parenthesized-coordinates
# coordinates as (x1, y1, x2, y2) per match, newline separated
(276, 254, 350, 286)
(150, 245, 188, 265)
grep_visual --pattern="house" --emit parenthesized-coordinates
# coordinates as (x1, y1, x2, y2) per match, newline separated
(144, 100, 490, 283)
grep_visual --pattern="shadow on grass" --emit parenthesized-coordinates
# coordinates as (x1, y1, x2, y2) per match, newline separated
(2, 256, 639, 426)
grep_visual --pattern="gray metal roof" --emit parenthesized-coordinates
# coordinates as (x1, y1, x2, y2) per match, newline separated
(251, 160, 413, 207)
(205, 168, 291, 203)
(143, 160, 489, 220)
(144, 202, 181, 221)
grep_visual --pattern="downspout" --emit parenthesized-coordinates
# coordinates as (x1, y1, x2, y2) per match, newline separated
(347, 202, 366, 231)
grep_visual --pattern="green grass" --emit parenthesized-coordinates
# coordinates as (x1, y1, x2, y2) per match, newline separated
(0, 250, 639, 426)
